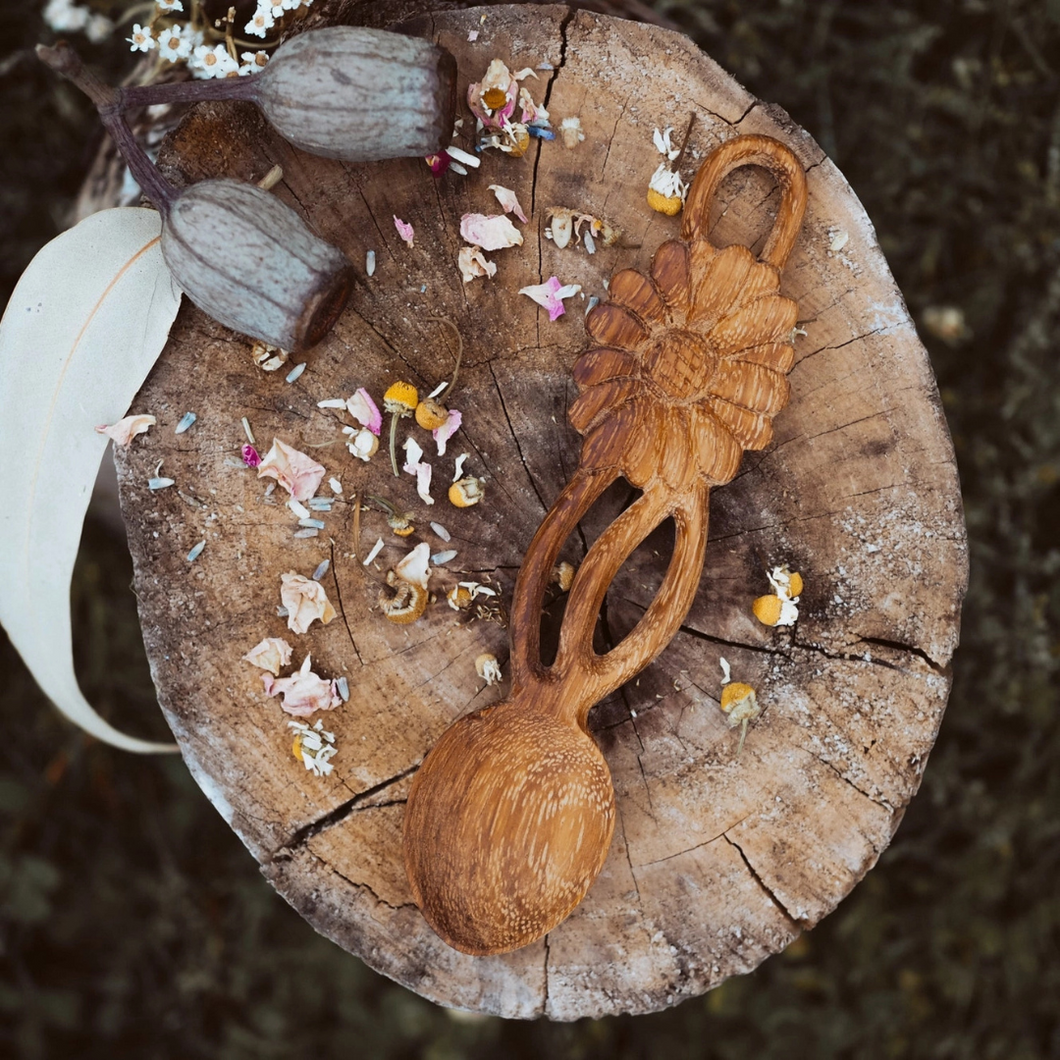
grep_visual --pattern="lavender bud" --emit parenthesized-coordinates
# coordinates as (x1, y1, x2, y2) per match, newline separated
(161, 180, 352, 352)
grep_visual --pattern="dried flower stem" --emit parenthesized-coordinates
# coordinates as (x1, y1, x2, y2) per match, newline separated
(424, 316, 463, 399)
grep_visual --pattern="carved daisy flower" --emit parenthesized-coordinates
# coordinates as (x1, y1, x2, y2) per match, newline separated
(568, 238, 799, 491)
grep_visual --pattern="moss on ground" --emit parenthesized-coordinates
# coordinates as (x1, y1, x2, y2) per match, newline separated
(1, 1, 1059, 1057)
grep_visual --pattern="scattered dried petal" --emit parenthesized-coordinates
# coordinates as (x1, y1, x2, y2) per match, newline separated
(432, 409, 462, 456)
(453, 453, 470, 480)
(431, 549, 458, 564)
(95, 414, 155, 446)
(363, 537, 385, 566)
(445, 145, 481, 169)
(186, 540, 205, 562)
(241, 444, 261, 467)
(458, 245, 497, 282)
(258, 438, 326, 502)
(285, 362, 306, 383)
(488, 184, 529, 224)
(460, 213, 524, 251)
(366, 249, 376, 276)
(263, 654, 341, 717)
(242, 636, 294, 676)
(280, 571, 337, 634)
(430, 521, 451, 542)
(394, 541, 432, 590)
(394, 215, 415, 247)
(519, 276, 582, 321)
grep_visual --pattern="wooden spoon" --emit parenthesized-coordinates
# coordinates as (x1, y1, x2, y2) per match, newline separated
(403, 135, 808, 955)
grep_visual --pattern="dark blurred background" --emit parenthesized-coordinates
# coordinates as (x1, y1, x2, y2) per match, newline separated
(2, 1, 1059, 1057)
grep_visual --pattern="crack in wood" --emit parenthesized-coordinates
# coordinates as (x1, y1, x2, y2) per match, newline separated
(271, 763, 419, 857)
(329, 538, 364, 667)
(722, 834, 800, 926)
(487, 360, 550, 515)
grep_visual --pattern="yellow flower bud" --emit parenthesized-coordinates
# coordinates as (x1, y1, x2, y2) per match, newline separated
(753, 594, 784, 626)
(449, 476, 484, 508)
(415, 397, 449, 430)
(647, 187, 683, 216)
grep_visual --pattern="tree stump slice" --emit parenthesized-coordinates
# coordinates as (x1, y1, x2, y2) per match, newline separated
(113, 4, 968, 1019)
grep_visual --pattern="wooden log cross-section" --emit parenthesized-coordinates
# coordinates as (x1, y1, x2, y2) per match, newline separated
(112, 5, 968, 1020)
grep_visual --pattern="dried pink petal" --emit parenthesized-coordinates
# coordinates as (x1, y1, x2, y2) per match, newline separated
(262, 654, 340, 717)
(488, 184, 529, 224)
(280, 571, 337, 634)
(257, 438, 326, 502)
(459, 213, 523, 251)
(95, 414, 156, 446)
(346, 388, 382, 435)
(425, 152, 451, 176)
(519, 276, 582, 321)
(241, 443, 261, 467)
(394, 215, 415, 246)
(517, 86, 549, 127)
(458, 245, 497, 282)
(242, 636, 293, 676)
(433, 408, 462, 456)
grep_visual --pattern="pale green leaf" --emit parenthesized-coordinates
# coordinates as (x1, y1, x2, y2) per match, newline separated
(0, 208, 182, 753)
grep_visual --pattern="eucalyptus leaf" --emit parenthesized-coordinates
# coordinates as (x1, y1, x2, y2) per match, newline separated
(0, 208, 182, 753)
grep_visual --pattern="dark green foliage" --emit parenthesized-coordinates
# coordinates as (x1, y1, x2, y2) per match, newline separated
(2, 1, 1059, 1057)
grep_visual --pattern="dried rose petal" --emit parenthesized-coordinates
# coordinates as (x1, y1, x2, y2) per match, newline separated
(241, 443, 261, 467)
(280, 571, 337, 634)
(394, 541, 432, 590)
(394, 216, 415, 246)
(346, 387, 382, 435)
(458, 245, 497, 282)
(519, 276, 582, 321)
(95, 414, 156, 446)
(488, 184, 529, 224)
(257, 438, 326, 502)
(242, 636, 293, 676)
(459, 213, 523, 251)
(433, 408, 462, 456)
(262, 654, 340, 717)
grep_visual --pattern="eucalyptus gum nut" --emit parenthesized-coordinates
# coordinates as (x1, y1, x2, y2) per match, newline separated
(251, 27, 458, 162)
(161, 180, 353, 352)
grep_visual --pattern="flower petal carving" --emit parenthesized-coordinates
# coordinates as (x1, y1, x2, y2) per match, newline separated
(586, 303, 650, 351)
(608, 269, 667, 323)
(650, 240, 692, 309)
(568, 377, 639, 433)
(572, 347, 640, 388)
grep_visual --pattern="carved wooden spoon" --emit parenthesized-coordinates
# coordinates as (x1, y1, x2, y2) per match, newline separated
(403, 134, 808, 955)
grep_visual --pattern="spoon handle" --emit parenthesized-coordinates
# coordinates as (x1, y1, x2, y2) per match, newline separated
(507, 134, 807, 729)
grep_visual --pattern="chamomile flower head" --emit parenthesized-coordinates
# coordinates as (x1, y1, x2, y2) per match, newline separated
(239, 50, 270, 75)
(190, 43, 239, 80)
(157, 23, 192, 63)
(647, 163, 687, 215)
(127, 23, 156, 53)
